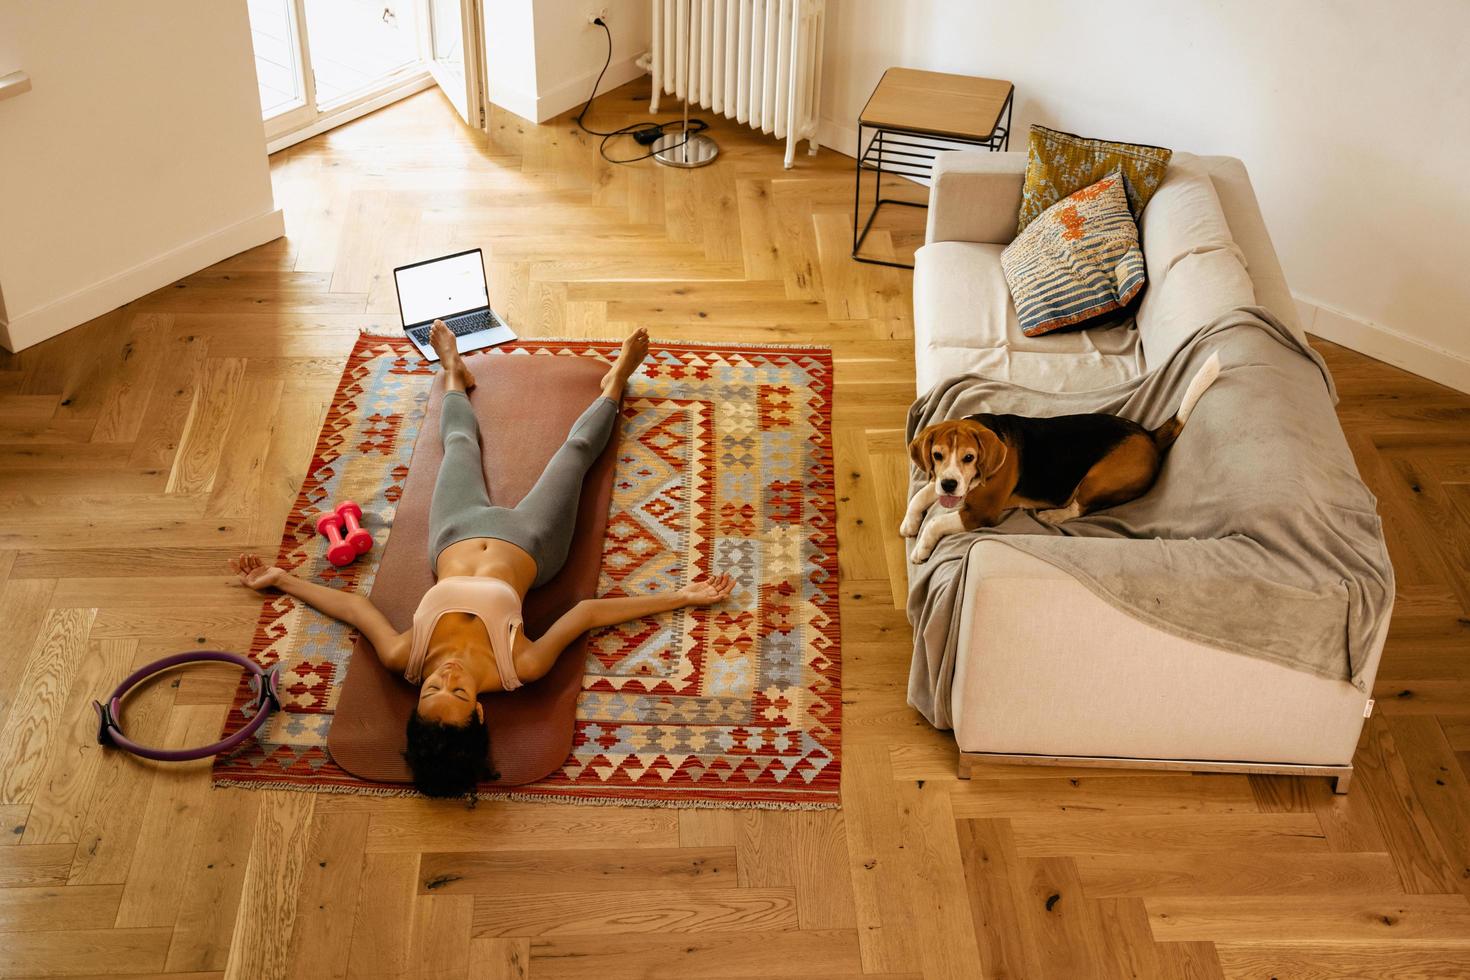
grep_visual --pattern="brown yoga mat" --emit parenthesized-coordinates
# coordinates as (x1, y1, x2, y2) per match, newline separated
(327, 350, 618, 787)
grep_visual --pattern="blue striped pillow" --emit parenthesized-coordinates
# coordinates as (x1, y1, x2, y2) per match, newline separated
(1001, 170, 1146, 337)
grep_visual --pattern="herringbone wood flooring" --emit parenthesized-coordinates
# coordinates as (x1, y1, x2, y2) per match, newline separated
(1, 83, 1468, 979)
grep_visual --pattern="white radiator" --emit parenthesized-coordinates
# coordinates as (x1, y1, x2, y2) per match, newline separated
(649, 0, 826, 169)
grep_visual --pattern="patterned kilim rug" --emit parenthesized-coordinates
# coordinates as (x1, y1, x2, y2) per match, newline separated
(212, 335, 841, 808)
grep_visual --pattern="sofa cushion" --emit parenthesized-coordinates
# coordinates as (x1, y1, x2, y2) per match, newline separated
(1135, 171, 1256, 366)
(1170, 154, 1308, 344)
(1017, 125, 1172, 233)
(913, 241, 1144, 395)
(1138, 172, 1244, 286)
(1136, 248, 1255, 367)
(1002, 172, 1146, 337)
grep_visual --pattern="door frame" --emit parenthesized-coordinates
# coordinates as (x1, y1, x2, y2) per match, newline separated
(422, 0, 488, 129)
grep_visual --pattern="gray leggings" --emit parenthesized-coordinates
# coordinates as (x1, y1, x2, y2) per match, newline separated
(429, 390, 617, 587)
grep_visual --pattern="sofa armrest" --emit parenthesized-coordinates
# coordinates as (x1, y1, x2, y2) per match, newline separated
(925, 151, 1027, 245)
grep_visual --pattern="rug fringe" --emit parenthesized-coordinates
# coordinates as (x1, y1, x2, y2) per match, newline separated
(466, 790, 838, 811)
(213, 777, 838, 810)
(213, 778, 420, 799)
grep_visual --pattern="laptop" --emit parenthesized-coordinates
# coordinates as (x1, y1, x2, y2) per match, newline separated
(393, 248, 515, 361)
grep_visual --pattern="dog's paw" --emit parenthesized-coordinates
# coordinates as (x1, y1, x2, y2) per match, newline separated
(899, 514, 922, 538)
(1037, 503, 1081, 524)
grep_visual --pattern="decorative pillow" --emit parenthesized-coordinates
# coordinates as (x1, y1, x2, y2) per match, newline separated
(1016, 125, 1172, 233)
(1001, 171, 1146, 337)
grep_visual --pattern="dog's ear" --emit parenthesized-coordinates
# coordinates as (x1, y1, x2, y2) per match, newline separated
(973, 426, 1009, 485)
(908, 427, 937, 477)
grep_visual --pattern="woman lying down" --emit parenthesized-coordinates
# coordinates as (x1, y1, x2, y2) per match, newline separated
(232, 323, 734, 799)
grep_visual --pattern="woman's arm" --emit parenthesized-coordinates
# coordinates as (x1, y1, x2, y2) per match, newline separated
(231, 553, 409, 673)
(515, 573, 736, 683)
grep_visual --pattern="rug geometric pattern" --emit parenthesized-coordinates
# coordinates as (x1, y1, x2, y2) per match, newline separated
(538, 342, 841, 807)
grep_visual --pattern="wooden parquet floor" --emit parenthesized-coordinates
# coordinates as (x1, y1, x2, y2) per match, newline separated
(1, 82, 1468, 979)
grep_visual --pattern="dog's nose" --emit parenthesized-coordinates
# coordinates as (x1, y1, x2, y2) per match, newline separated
(940, 479, 958, 493)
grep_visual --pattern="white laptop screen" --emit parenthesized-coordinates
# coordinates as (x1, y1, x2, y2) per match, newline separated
(395, 251, 488, 327)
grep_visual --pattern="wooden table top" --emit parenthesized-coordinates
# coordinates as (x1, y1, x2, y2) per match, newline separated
(859, 67, 1013, 141)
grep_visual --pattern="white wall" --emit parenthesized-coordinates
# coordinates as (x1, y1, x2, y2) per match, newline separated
(483, 0, 540, 122)
(0, 0, 282, 352)
(818, 0, 1470, 391)
(484, 0, 650, 124)
(532, 0, 650, 121)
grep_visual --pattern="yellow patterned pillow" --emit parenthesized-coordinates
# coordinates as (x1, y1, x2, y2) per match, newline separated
(1017, 125, 1172, 234)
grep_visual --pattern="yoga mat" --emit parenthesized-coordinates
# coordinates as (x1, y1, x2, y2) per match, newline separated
(327, 351, 618, 786)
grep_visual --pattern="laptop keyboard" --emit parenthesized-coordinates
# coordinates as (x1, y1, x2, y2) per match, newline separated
(408, 310, 503, 346)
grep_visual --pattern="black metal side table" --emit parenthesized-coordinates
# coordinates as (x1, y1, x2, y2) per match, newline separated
(852, 68, 1015, 269)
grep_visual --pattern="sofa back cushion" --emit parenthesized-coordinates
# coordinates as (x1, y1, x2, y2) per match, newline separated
(1002, 171, 1146, 337)
(1136, 249, 1255, 366)
(1136, 172, 1255, 365)
(1139, 173, 1244, 282)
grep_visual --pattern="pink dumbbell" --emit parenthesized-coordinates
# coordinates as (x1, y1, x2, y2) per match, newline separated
(315, 501, 373, 567)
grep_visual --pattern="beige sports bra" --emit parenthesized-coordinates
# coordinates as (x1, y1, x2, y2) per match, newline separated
(404, 577, 524, 691)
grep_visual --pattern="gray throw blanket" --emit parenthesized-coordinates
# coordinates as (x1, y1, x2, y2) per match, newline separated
(906, 308, 1394, 729)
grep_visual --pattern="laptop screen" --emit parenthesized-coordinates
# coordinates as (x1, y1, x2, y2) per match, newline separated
(395, 251, 488, 327)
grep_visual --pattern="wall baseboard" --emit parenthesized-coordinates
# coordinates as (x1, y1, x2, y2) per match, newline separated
(1298, 297, 1470, 395)
(487, 84, 540, 126)
(0, 208, 285, 353)
(535, 55, 646, 124)
(817, 118, 860, 159)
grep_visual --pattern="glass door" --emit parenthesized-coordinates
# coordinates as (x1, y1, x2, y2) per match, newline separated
(249, 0, 312, 133)
(424, 0, 485, 127)
(302, 0, 421, 109)
(248, 0, 487, 150)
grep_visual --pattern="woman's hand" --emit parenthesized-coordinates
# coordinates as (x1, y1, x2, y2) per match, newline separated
(678, 572, 736, 607)
(231, 553, 284, 592)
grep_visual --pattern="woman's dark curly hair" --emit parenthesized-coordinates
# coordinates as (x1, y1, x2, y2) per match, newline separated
(404, 709, 497, 802)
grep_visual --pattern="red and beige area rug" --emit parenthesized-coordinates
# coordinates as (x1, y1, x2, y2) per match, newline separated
(212, 335, 841, 808)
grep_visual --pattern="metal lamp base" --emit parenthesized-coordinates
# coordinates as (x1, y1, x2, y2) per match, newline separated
(652, 132, 719, 168)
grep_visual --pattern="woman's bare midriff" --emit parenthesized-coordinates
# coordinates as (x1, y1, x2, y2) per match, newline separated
(434, 537, 538, 598)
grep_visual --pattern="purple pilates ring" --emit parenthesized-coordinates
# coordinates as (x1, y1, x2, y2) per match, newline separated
(93, 651, 282, 762)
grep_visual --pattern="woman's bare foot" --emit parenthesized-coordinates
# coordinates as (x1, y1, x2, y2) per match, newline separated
(600, 327, 649, 400)
(429, 319, 477, 392)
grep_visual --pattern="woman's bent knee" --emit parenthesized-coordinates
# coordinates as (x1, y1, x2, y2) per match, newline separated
(443, 430, 479, 449)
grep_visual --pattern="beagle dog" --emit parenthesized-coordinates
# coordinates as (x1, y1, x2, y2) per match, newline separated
(902, 353, 1221, 562)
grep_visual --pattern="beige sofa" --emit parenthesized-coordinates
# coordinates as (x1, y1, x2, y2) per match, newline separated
(912, 151, 1388, 791)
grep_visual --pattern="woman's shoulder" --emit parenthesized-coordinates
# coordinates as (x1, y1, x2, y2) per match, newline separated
(374, 628, 413, 677)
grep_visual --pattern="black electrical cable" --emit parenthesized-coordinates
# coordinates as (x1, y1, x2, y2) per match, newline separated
(575, 18, 707, 164)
